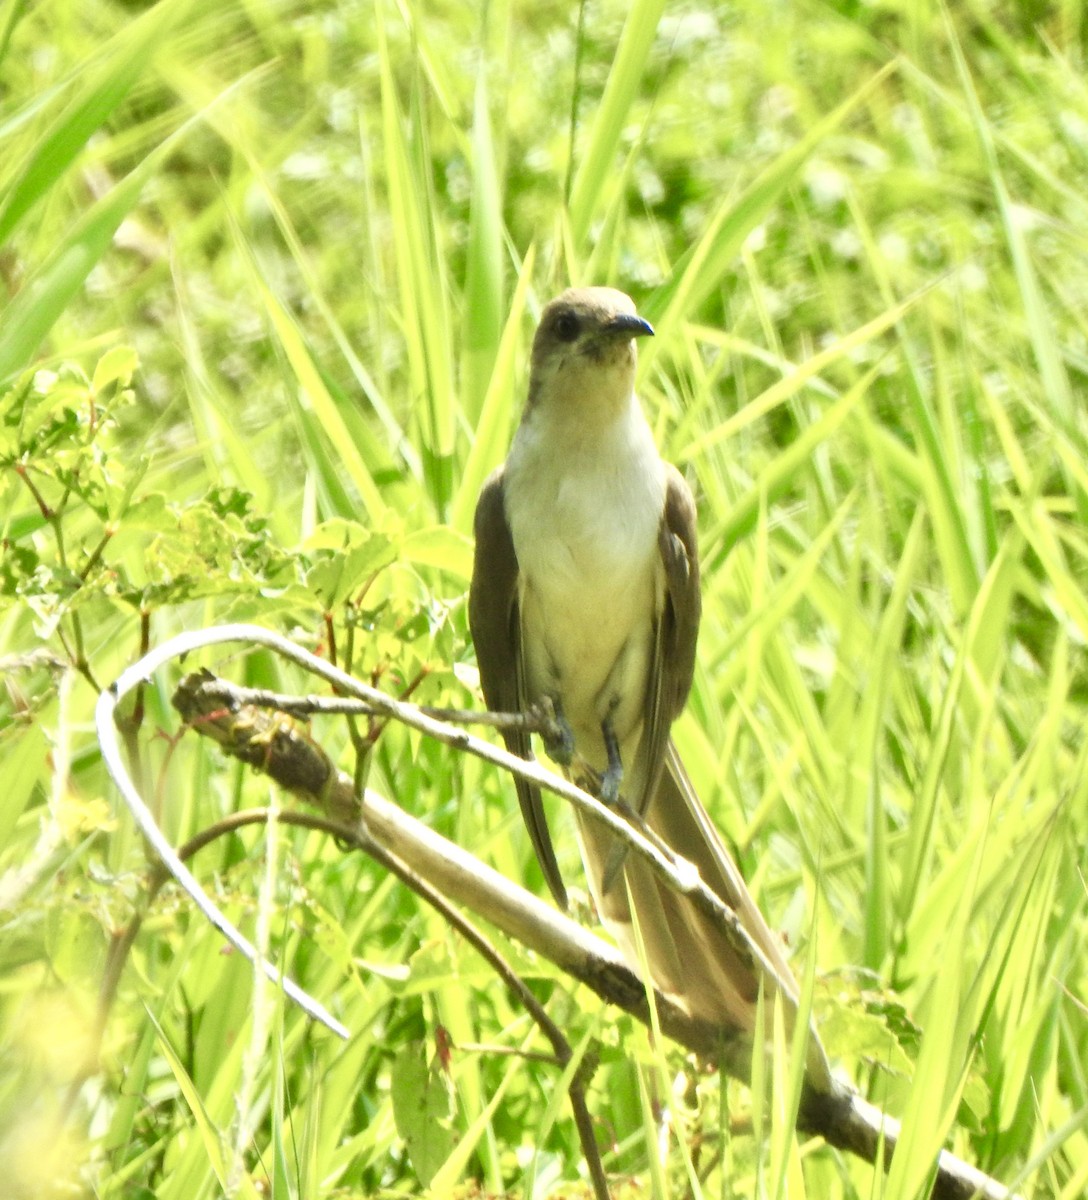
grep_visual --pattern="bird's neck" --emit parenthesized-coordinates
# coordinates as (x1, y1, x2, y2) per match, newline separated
(517, 380, 650, 457)
(505, 388, 665, 531)
(528, 351, 640, 423)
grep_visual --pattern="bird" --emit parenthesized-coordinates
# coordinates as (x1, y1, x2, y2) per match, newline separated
(468, 286, 806, 1035)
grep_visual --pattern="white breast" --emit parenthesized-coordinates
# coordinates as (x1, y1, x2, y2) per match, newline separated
(503, 397, 666, 766)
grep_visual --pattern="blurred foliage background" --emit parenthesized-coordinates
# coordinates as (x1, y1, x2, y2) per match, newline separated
(1, 0, 1087, 1196)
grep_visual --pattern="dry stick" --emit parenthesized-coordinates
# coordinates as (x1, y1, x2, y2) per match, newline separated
(163, 638, 817, 1073)
(98, 624, 1019, 1200)
(102, 623, 803, 1055)
(98, 633, 616, 1191)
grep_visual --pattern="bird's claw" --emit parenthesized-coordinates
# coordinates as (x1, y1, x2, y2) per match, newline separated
(599, 714, 623, 805)
(598, 764, 622, 806)
(536, 697, 576, 766)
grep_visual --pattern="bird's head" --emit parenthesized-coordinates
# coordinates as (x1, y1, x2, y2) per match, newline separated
(527, 287, 654, 417)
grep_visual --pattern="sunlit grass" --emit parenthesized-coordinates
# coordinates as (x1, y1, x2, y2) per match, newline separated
(1, 0, 1087, 1196)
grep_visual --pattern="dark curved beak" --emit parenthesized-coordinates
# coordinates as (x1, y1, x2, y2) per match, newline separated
(605, 312, 655, 339)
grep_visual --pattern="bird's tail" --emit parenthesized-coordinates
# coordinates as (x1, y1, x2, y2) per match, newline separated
(574, 743, 830, 1083)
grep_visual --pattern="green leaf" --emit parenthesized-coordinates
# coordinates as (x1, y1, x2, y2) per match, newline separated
(399, 525, 472, 581)
(91, 346, 138, 394)
(390, 1041, 457, 1189)
(302, 519, 397, 609)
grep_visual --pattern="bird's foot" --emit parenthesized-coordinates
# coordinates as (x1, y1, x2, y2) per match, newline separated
(598, 715, 623, 805)
(598, 762, 622, 806)
(535, 696, 575, 767)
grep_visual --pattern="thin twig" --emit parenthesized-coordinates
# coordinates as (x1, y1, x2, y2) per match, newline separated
(181, 676, 567, 736)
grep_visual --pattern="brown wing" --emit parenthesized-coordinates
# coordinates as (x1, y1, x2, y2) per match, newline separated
(631, 464, 701, 817)
(468, 467, 568, 909)
(658, 464, 701, 716)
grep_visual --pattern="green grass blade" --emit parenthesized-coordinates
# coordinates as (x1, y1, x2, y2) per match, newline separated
(567, 0, 667, 247)
(377, 14, 455, 513)
(460, 73, 505, 426)
(859, 510, 927, 969)
(645, 61, 898, 339)
(451, 247, 536, 532)
(943, 9, 1074, 430)
(260, 281, 388, 520)
(0, 0, 195, 246)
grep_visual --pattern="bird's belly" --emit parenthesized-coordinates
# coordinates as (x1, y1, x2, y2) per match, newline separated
(518, 519, 661, 766)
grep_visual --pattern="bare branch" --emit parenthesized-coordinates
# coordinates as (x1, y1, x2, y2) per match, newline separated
(166, 633, 808, 1058)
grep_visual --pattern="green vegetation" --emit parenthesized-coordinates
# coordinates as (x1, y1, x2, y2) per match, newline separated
(2, 0, 1086, 1195)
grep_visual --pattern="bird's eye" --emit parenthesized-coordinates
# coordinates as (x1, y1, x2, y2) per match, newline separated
(553, 310, 580, 342)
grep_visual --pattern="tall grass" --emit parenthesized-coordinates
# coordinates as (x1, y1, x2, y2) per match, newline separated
(1, 0, 1086, 1197)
